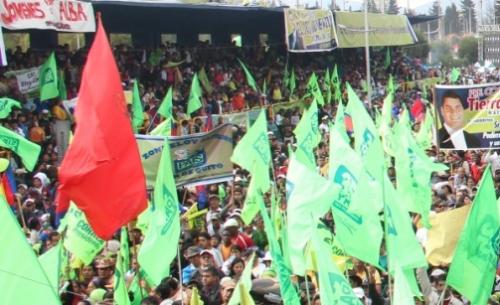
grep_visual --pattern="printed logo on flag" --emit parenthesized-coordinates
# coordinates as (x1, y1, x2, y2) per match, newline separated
(41, 67, 55, 85)
(492, 229, 500, 256)
(384, 205, 398, 236)
(0, 100, 7, 111)
(360, 129, 375, 157)
(327, 272, 361, 303)
(252, 133, 271, 164)
(298, 132, 316, 165)
(407, 148, 419, 188)
(160, 185, 177, 236)
(332, 165, 363, 226)
(0, 134, 19, 151)
(468, 216, 500, 265)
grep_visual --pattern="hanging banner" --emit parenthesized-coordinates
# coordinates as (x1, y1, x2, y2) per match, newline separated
(284, 8, 337, 52)
(0, 0, 95, 32)
(137, 124, 234, 189)
(434, 82, 500, 150)
(335, 12, 417, 48)
(5, 66, 40, 94)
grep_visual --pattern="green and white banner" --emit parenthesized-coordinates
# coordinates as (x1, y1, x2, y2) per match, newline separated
(335, 12, 417, 48)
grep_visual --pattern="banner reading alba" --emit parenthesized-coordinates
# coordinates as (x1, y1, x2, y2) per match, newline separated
(0, 1, 499, 305)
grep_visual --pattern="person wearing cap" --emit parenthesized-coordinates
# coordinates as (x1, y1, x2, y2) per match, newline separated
(182, 246, 202, 284)
(223, 218, 254, 252)
(95, 258, 114, 290)
(198, 232, 224, 267)
(219, 277, 236, 305)
(207, 212, 223, 237)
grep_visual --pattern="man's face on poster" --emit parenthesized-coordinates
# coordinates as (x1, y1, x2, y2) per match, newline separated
(441, 96, 465, 130)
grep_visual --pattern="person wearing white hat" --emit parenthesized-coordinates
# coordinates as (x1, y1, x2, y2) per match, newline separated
(222, 218, 254, 252)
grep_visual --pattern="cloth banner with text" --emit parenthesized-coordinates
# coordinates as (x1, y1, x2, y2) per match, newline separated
(284, 8, 337, 52)
(136, 124, 234, 189)
(0, 0, 95, 32)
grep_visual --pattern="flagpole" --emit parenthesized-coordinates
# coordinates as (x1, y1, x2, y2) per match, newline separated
(364, 0, 372, 108)
(177, 245, 184, 305)
(127, 224, 144, 300)
(304, 274, 312, 305)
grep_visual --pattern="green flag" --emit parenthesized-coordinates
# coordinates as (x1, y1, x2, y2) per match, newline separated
(383, 175, 427, 273)
(0, 125, 41, 171)
(228, 253, 256, 305)
(150, 118, 172, 136)
(286, 154, 340, 275)
(187, 73, 203, 117)
(257, 192, 301, 305)
(232, 35, 242, 47)
(198, 67, 213, 94)
(415, 107, 434, 150)
(132, 80, 144, 132)
(379, 91, 395, 156)
(114, 252, 131, 305)
(332, 64, 342, 103)
(0, 196, 61, 305)
(384, 47, 391, 69)
(237, 59, 258, 92)
(328, 128, 384, 267)
(447, 165, 500, 305)
(394, 110, 447, 228)
(138, 138, 181, 286)
(0, 97, 21, 119)
(157, 87, 173, 119)
(311, 228, 363, 305)
(293, 100, 321, 170)
(63, 203, 105, 265)
(346, 83, 385, 180)
(333, 102, 350, 144)
(450, 67, 461, 83)
(240, 178, 260, 225)
(120, 227, 130, 273)
(387, 74, 396, 95)
(421, 82, 428, 100)
(393, 268, 422, 305)
(39, 52, 59, 101)
(231, 109, 271, 193)
(324, 68, 332, 104)
(129, 275, 148, 305)
(289, 68, 296, 97)
(38, 242, 62, 291)
(283, 63, 290, 88)
(304, 73, 324, 105)
(58, 70, 67, 101)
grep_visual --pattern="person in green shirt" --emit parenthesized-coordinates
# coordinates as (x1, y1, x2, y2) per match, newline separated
(251, 217, 268, 251)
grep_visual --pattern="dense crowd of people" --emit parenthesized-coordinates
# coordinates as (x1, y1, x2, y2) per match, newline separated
(1, 40, 500, 305)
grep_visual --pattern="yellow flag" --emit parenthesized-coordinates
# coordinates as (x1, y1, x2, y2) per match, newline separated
(190, 287, 204, 305)
(425, 205, 470, 265)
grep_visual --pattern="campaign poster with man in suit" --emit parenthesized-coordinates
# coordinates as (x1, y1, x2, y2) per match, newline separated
(435, 83, 500, 150)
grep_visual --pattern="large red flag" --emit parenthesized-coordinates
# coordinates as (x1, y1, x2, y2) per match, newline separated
(58, 16, 147, 240)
